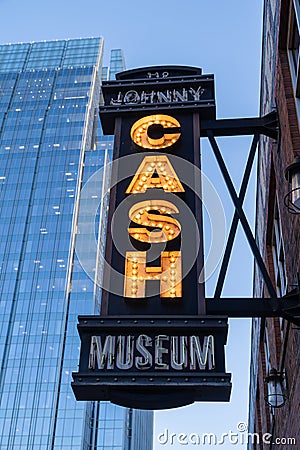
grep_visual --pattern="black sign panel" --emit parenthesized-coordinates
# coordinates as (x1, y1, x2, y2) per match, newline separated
(72, 317, 231, 409)
(101, 112, 205, 316)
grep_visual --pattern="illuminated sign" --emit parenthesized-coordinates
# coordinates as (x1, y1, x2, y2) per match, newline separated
(72, 66, 232, 409)
(124, 123, 184, 300)
(99, 68, 208, 316)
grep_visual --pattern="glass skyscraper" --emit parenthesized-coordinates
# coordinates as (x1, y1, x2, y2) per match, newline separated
(0, 38, 153, 449)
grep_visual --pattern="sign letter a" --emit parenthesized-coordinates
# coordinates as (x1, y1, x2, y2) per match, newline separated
(126, 155, 185, 194)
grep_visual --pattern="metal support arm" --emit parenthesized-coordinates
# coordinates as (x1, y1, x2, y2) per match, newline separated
(206, 291, 300, 326)
(201, 110, 278, 140)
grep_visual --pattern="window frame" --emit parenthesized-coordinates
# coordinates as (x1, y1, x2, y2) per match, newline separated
(287, 0, 300, 120)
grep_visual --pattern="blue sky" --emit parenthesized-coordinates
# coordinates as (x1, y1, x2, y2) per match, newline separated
(0, 0, 264, 448)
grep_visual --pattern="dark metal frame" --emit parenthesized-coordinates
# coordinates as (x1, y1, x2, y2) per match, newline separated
(200, 110, 300, 327)
(74, 66, 300, 409)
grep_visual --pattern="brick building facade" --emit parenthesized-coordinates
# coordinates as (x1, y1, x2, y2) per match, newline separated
(249, 0, 300, 447)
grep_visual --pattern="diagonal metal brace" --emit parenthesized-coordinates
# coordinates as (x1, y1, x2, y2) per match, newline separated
(214, 133, 259, 298)
(207, 130, 277, 298)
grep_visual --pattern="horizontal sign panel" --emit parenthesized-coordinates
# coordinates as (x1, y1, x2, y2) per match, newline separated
(72, 316, 231, 409)
(100, 75, 215, 134)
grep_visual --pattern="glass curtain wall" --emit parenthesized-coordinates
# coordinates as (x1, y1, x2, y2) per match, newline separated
(0, 38, 104, 450)
(0, 40, 152, 450)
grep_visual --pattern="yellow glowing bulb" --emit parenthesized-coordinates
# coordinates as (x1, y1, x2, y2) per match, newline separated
(130, 115, 181, 150)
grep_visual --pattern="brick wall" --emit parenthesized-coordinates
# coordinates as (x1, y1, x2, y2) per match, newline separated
(252, 1, 300, 448)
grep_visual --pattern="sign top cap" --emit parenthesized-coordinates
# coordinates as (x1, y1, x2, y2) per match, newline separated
(116, 65, 202, 81)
